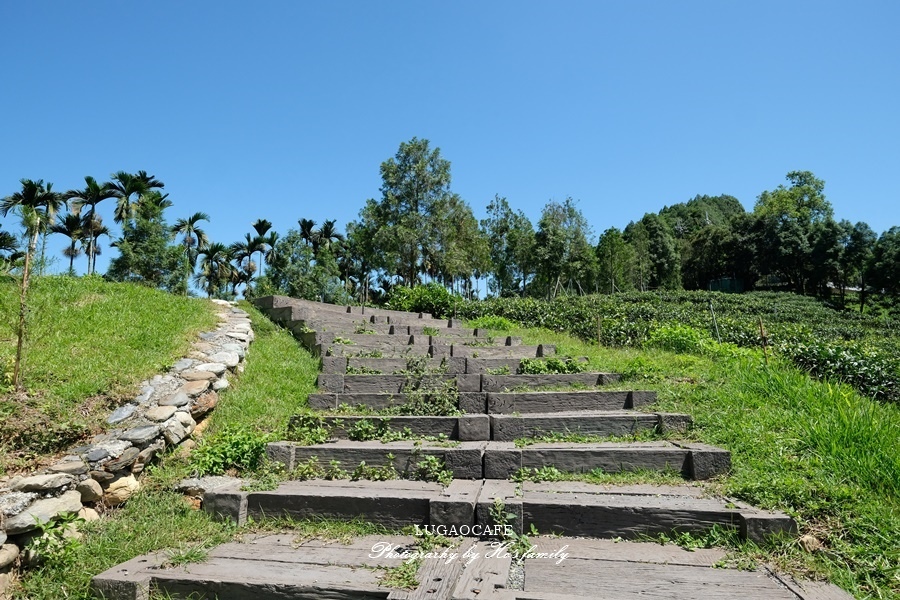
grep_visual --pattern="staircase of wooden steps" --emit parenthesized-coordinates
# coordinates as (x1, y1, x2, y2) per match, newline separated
(91, 296, 832, 600)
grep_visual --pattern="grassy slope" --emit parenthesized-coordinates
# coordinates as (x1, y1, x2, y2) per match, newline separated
(11, 294, 899, 599)
(0, 276, 217, 470)
(513, 326, 900, 599)
(12, 300, 321, 600)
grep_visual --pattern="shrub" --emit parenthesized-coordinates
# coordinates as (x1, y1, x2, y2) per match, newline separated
(191, 427, 269, 475)
(646, 323, 707, 354)
(467, 315, 516, 331)
(385, 283, 462, 318)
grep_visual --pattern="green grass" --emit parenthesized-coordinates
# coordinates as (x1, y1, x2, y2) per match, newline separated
(511, 325, 900, 599)
(12, 299, 322, 599)
(202, 301, 319, 436)
(0, 276, 217, 469)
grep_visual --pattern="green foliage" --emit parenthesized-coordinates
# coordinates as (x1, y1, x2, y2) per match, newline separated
(190, 427, 269, 476)
(467, 315, 516, 331)
(414, 454, 453, 486)
(646, 323, 707, 354)
(264, 230, 350, 304)
(780, 340, 899, 403)
(286, 414, 332, 445)
(26, 512, 85, 567)
(346, 364, 382, 375)
(106, 196, 186, 294)
(517, 357, 586, 374)
(351, 460, 398, 481)
(421, 326, 439, 336)
(240, 461, 286, 492)
(386, 282, 462, 318)
(512, 466, 566, 483)
(459, 290, 900, 403)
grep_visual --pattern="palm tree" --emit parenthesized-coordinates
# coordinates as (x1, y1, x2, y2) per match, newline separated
(264, 231, 281, 272)
(81, 214, 110, 275)
(1, 179, 65, 389)
(252, 219, 272, 274)
(49, 213, 84, 274)
(317, 219, 344, 253)
(64, 176, 116, 274)
(194, 242, 233, 298)
(298, 218, 318, 248)
(110, 171, 165, 225)
(252, 218, 272, 237)
(229, 233, 263, 292)
(110, 171, 148, 224)
(135, 190, 172, 220)
(172, 212, 210, 294)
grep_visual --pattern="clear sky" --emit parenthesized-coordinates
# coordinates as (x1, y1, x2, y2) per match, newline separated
(2, 1, 898, 275)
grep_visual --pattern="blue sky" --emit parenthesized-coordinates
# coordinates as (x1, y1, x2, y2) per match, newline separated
(1, 1, 898, 275)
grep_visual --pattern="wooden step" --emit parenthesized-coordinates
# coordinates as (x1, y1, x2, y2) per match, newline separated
(265, 440, 729, 480)
(286, 412, 691, 442)
(94, 528, 838, 600)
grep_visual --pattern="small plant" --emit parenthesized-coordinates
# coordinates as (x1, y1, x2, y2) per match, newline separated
(346, 365, 383, 375)
(517, 357, 587, 374)
(422, 326, 440, 336)
(512, 466, 566, 483)
(323, 459, 349, 480)
(486, 365, 511, 375)
(347, 418, 388, 441)
(292, 457, 324, 480)
(287, 414, 331, 445)
(241, 460, 286, 491)
(351, 459, 398, 481)
(487, 498, 533, 561)
(191, 427, 269, 475)
(25, 513, 85, 567)
(354, 349, 383, 358)
(464, 336, 495, 347)
(355, 323, 377, 334)
(380, 557, 421, 589)
(333, 336, 354, 345)
(413, 454, 453, 486)
(164, 542, 211, 567)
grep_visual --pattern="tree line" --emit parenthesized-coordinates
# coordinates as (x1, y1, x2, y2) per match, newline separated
(3, 138, 900, 319)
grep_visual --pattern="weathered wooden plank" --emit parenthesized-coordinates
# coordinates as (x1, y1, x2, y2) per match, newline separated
(522, 560, 798, 599)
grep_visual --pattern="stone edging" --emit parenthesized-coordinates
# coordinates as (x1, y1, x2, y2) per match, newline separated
(0, 299, 253, 584)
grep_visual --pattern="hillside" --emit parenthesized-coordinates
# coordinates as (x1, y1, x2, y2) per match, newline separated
(0, 276, 217, 472)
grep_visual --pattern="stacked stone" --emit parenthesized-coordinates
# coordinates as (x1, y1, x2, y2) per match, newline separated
(0, 299, 252, 590)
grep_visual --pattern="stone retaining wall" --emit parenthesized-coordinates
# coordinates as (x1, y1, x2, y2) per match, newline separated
(0, 299, 253, 592)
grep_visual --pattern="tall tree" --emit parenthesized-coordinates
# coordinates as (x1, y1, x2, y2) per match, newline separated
(110, 171, 165, 224)
(358, 137, 453, 285)
(533, 198, 598, 297)
(49, 212, 84, 274)
(595, 228, 633, 293)
(251, 219, 273, 275)
(298, 218, 318, 248)
(172, 212, 210, 294)
(317, 219, 344, 254)
(107, 190, 183, 292)
(480, 195, 536, 297)
(844, 221, 877, 311)
(64, 176, 116, 274)
(1, 179, 65, 389)
(194, 242, 234, 298)
(870, 227, 900, 299)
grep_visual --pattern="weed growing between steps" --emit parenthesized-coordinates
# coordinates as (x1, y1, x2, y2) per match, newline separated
(511, 466, 686, 486)
(513, 429, 666, 448)
(517, 357, 588, 374)
(279, 452, 454, 487)
(286, 414, 457, 446)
